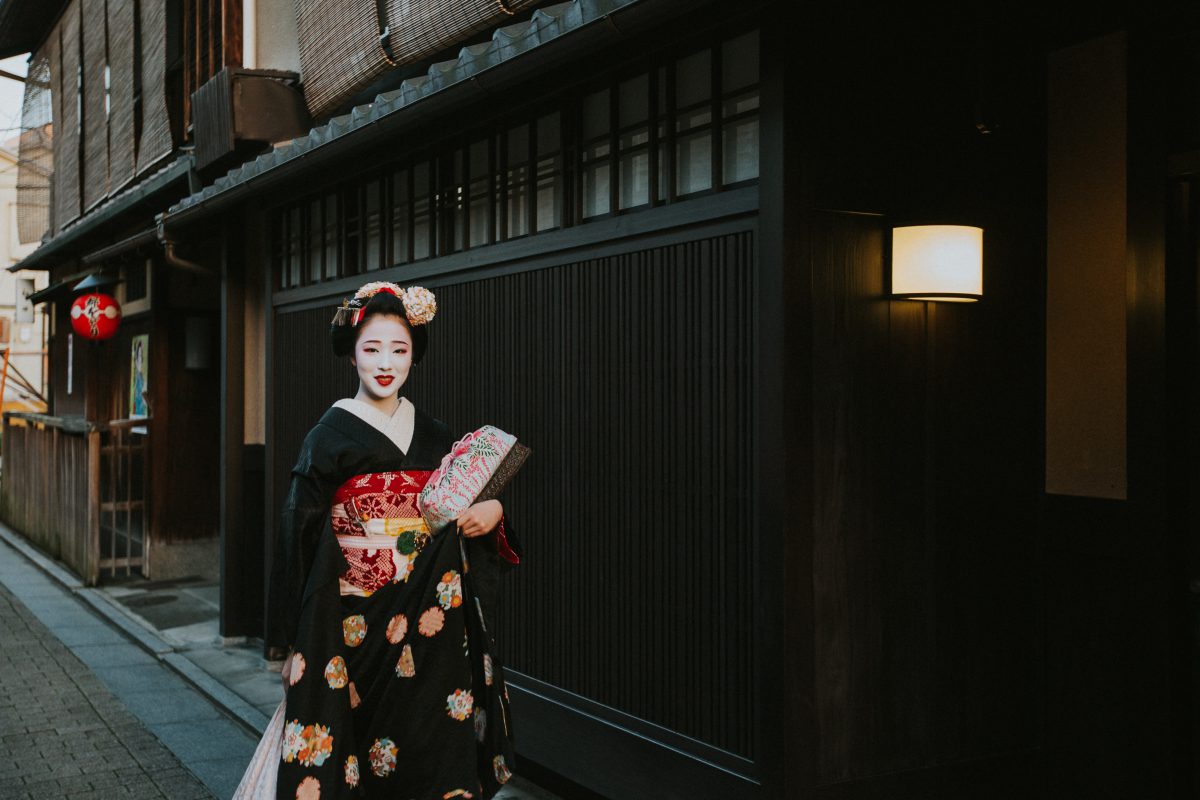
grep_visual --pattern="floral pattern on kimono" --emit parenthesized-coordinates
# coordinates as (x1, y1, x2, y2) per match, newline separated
(267, 405, 520, 799)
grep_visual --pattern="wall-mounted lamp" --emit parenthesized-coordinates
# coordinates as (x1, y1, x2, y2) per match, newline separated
(891, 225, 983, 302)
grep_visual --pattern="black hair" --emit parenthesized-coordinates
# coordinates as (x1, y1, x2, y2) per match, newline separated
(330, 290, 429, 363)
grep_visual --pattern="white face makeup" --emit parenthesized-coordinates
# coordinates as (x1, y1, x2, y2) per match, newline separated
(351, 314, 413, 413)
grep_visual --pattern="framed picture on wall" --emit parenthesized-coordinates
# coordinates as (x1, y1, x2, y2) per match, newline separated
(130, 334, 149, 432)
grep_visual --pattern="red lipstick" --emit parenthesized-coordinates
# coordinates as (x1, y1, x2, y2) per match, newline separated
(376, 376, 395, 386)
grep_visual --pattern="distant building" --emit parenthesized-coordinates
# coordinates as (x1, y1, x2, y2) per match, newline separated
(0, 140, 46, 412)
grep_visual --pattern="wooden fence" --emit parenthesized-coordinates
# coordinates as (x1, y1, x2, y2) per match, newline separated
(0, 412, 149, 585)
(0, 412, 100, 583)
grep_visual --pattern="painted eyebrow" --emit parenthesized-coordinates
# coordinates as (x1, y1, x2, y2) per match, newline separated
(360, 339, 411, 345)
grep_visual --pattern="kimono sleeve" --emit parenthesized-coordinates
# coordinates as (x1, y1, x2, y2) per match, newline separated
(265, 425, 339, 652)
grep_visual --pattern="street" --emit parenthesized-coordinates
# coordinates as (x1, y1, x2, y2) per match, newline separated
(0, 580, 217, 799)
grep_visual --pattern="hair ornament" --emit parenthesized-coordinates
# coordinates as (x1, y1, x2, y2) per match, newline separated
(353, 281, 403, 301)
(401, 286, 437, 326)
(331, 281, 437, 328)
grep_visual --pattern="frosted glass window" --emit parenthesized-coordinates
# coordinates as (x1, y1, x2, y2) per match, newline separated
(507, 125, 529, 165)
(507, 164, 529, 237)
(444, 149, 467, 253)
(582, 142, 611, 218)
(582, 89, 610, 139)
(722, 32, 759, 92)
(324, 194, 339, 277)
(536, 156, 562, 231)
(506, 127, 530, 238)
(619, 149, 649, 209)
(343, 189, 360, 273)
(723, 92, 760, 116)
(412, 162, 432, 260)
(657, 141, 669, 202)
(676, 131, 712, 195)
(620, 74, 649, 127)
(364, 180, 382, 270)
(675, 50, 711, 108)
(390, 172, 409, 265)
(722, 116, 759, 184)
(307, 198, 322, 283)
(470, 139, 490, 176)
(676, 107, 712, 131)
(287, 207, 302, 286)
(537, 112, 561, 156)
(469, 177, 490, 247)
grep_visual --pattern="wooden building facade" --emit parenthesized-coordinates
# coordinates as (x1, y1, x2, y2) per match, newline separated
(1, 0, 1196, 797)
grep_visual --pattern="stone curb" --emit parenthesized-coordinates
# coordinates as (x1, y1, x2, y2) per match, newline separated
(0, 522, 270, 738)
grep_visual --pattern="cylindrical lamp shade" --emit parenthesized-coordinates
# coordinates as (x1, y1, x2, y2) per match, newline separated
(891, 225, 983, 302)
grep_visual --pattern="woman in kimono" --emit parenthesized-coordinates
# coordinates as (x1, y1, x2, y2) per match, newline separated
(265, 281, 520, 800)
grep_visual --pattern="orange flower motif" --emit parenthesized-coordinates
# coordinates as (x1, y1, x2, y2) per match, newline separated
(369, 737, 398, 777)
(446, 688, 473, 721)
(296, 775, 321, 800)
(282, 720, 334, 768)
(343, 614, 367, 647)
(418, 606, 445, 637)
(386, 613, 408, 644)
(436, 570, 463, 610)
(324, 656, 348, 690)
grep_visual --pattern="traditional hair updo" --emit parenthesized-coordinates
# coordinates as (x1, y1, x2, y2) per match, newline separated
(330, 285, 432, 363)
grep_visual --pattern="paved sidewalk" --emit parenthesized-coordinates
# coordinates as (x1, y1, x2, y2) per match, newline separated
(0, 524, 560, 800)
(0, 582, 215, 799)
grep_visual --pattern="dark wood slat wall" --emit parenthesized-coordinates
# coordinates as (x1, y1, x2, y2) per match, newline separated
(810, 211, 1044, 796)
(811, 213, 936, 781)
(272, 230, 758, 763)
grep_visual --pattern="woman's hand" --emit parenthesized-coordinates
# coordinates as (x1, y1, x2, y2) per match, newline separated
(280, 648, 295, 690)
(456, 499, 503, 538)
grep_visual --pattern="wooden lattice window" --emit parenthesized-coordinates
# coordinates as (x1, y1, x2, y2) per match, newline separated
(269, 28, 761, 289)
(181, 0, 241, 134)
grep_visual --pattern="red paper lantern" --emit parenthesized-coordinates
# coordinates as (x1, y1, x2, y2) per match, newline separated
(70, 292, 122, 341)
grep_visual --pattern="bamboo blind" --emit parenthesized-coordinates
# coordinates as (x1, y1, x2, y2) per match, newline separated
(48, 25, 62, 235)
(295, 0, 541, 120)
(107, 0, 136, 193)
(82, 0, 109, 211)
(55, 0, 82, 228)
(16, 46, 53, 244)
(137, 0, 174, 174)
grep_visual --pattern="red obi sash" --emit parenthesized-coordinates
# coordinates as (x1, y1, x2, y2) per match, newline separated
(332, 470, 433, 596)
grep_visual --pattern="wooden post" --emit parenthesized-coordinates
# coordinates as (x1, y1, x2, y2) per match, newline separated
(86, 427, 100, 586)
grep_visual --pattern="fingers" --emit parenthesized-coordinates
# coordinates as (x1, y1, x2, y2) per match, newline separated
(456, 510, 487, 538)
(455, 503, 501, 537)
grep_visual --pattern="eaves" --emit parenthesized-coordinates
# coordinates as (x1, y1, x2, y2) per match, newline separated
(160, 0, 693, 230)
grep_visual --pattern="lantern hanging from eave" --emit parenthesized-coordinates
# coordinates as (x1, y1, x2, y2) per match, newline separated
(70, 292, 122, 341)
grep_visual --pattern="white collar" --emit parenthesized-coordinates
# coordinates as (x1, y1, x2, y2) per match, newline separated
(333, 396, 415, 455)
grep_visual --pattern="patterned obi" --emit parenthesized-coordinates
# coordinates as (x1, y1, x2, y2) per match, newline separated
(332, 470, 434, 597)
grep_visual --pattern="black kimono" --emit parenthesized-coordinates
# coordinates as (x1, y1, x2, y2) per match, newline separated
(267, 403, 519, 799)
